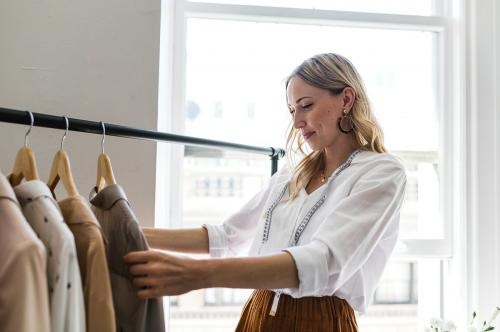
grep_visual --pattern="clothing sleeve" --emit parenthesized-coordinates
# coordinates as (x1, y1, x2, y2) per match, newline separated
(283, 160, 407, 297)
(203, 164, 289, 257)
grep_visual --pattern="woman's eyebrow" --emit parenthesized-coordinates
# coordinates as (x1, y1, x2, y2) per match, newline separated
(287, 96, 313, 107)
(295, 96, 312, 104)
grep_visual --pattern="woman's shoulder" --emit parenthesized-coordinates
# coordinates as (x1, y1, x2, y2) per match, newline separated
(342, 150, 407, 195)
(350, 150, 407, 186)
(352, 149, 405, 172)
(278, 150, 405, 177)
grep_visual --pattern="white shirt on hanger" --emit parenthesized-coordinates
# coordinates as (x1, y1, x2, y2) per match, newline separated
(203, 150, 407, 314)
(14, 180, 85, 332)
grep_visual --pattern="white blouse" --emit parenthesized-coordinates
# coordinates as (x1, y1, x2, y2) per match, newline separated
(204, 150, 407, 314)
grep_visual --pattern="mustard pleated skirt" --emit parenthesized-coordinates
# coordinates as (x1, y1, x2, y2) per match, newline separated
(235, 290, 358, 332)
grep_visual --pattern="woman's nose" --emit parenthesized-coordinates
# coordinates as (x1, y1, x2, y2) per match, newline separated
(293, 112, 306, 129)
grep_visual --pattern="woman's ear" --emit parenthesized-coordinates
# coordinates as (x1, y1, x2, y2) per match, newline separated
(342, 87, 356, 112)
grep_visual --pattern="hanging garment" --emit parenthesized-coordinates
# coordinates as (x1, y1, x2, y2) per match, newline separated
(14, 180, 86, 332)
(0, 173, 50, 332)
(90, 184, 165, 332)
(58, 195, 116, 332)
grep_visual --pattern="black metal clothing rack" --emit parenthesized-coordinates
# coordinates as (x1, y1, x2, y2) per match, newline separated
(0, 107, 285, 175)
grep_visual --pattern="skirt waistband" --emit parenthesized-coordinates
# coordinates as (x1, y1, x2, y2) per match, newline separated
(235, 290, 358, 332)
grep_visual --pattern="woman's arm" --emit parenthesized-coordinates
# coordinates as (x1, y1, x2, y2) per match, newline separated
(143, 227, 209, 254)
(123, 250, 299, 299)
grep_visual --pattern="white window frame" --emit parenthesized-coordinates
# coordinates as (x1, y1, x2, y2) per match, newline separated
(157, 0, 475, 328)
(166, 0, 457, 257)
(457, 0, 500, 328)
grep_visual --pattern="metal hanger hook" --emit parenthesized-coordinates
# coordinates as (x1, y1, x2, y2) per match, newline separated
(101, 121, 106, 154)
(60, 116, 69, 150)
(24, 111, 34, 147)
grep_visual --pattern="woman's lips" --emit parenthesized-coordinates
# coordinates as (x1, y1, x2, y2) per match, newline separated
(303, 131, 315, 140)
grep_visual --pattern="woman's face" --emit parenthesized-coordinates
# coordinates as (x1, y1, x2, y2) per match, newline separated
(286, 76, 354, 151)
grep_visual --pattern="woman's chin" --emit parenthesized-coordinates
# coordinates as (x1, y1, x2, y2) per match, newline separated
(305, 143, 321, 151)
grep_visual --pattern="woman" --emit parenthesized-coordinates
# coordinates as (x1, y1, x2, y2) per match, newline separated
(124, 53, 407, 331)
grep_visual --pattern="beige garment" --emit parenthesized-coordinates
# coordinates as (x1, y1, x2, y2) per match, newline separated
(59, 195, 116, 332)
(90, 184, 165, 332)
(0, 172, 50, 332)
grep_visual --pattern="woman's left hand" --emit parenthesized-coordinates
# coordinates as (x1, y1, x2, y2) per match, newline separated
(123, 250, 207, 299)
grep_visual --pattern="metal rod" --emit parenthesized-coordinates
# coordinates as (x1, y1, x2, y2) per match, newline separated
(271, 152, 279, 176)
(0, 107, 285, 173)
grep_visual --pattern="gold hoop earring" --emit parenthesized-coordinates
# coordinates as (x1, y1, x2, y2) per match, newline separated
(337, 108, 354, 134)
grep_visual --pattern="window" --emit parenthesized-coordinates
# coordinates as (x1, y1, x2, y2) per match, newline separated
(159, 1, 456, 330)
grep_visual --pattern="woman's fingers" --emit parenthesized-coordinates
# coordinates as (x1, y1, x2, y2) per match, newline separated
(123, 250, 161, 264)
(125, 250, 170, 276)
(132, 276, 188, 297)
(123, 249, 199, 297)
(136, 284, 190, 299)
(128, 262, 163, 276)
(132, 276, 164, 288)
(137, 287, 168, 299)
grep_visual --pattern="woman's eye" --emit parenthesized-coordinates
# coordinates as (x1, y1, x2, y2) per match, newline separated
(302, 104, 312, 110)
(289, 109, 295, 115)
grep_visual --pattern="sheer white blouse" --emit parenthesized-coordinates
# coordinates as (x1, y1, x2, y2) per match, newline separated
(203, 150, 407, 314)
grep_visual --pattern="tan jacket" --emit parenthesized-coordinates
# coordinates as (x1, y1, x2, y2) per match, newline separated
(59, 195, 116, 332)
(0, 172, 50, 332)
(90, 184, 165, 332)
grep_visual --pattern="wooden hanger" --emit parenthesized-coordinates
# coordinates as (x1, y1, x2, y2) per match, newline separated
(95, 122, 116, 193)
(47, 116, 79, 197)
(9, 111, 40, 186)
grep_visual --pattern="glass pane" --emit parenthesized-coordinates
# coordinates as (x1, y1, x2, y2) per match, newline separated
(174, 17, 443, 332)
(184, 18, 441, 239)
(189, 0, 442, 16)
(358, 259, 442, 332)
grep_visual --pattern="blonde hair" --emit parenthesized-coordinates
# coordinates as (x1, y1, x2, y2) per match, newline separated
(285, 53, 386, 201)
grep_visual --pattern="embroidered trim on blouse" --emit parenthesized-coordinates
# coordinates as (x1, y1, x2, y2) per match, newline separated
(260, 149, 361, 247)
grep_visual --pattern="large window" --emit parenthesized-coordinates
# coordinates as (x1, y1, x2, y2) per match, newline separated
(159, 1, 456, 331)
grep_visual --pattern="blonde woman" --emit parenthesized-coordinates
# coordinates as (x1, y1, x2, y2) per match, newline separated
(124, 53, 407, 331)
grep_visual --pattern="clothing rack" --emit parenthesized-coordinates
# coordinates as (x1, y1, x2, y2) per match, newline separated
(0, 107, 285, 175)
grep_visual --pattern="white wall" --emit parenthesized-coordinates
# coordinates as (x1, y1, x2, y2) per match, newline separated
(0, 0, 162, 227)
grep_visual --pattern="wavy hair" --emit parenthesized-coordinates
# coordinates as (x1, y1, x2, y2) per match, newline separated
(285, 53, 386, 201)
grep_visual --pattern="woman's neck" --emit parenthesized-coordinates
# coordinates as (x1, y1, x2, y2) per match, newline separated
(323, 137, 359, 176)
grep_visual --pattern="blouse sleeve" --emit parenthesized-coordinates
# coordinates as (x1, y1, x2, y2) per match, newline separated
(283, 159, 407, 297)
(202, 164, 288, 258)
